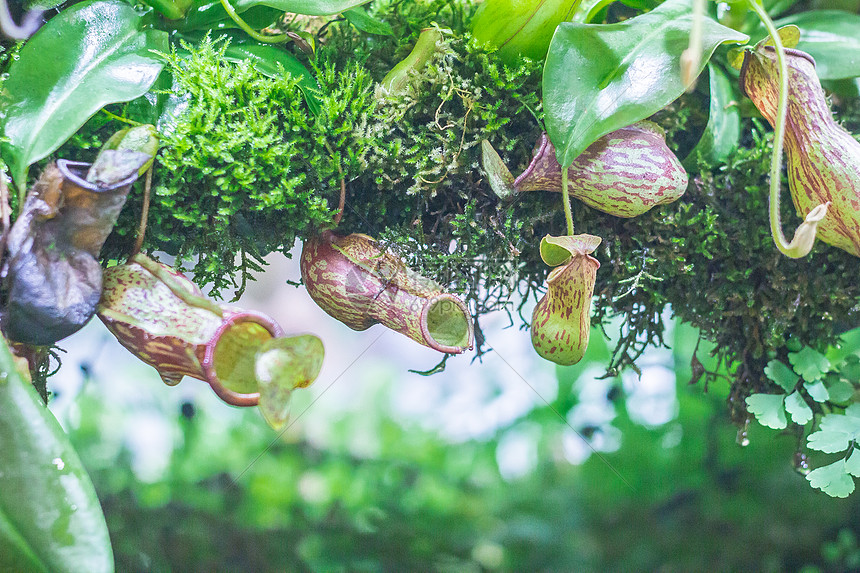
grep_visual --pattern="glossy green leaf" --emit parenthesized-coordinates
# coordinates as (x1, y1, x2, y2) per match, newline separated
(344, 7, 393, 36)
(764, 0, 800, 18)
(685, 64, 741, 168)
(789, 346, 831, 382)
(776, 10, 860, 80)
(543, 0, 748, 167)
(178, 0, 282, 32)
(618, 0, 661, 10)
(784, 390, 813, 425)
(0, 337, 113, 573)
(144, 0, 194, 19)
(471, 0, 581, 63)
(841, 355, 860, 383)
(763, 358, 799, 392)
(0, 0, 168, 190)
(822, 77, 860, 98)
(807, 460, 855, 497)
(119, 70, 183, 133)
(222, 44, 322, 116)
(25, 0, 65, 8)
(230, 0, 371, 16)
(745, 393, 787, 430)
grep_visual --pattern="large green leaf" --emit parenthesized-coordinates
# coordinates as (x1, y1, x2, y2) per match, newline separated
(776, 10, 860, 80)
(470, 0, 581, 63)
(543, 0, 747, 167)
(231, 0, 371, 16)
(0, 337, 113, 573)
(0, 0, 168, 191)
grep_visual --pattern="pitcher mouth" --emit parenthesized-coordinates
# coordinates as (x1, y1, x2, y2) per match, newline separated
(739, 46, 818, 99)
(202, 311, 285, 406)
(420, 293, 474, 354)
(56, 159, 139, 193)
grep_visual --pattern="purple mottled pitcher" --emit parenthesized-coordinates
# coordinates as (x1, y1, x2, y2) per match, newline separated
(514, 121, 688, 218)
(98, 260, 284, 406)
(301, 231, 473, 353)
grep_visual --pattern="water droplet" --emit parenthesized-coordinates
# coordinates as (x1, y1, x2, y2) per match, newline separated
(736, 428, 750, 447)
(52, 457, 65, 471)
(794, 452, 810, 475)
(160, 372, 182, 387)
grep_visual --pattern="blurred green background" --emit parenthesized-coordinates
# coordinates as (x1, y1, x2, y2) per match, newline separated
(52, 308, 860, 572)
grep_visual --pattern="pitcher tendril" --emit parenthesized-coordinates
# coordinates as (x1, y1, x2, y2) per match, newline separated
(132, 162, 154, 257)
(746, 0, 825, 258)
(561, 165, 574, 236)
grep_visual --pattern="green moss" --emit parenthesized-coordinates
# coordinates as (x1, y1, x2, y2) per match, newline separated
(102, 37, 375, 296)
(44, 1, 860, 404)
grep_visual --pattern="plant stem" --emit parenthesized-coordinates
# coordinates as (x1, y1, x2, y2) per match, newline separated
(746, 0, 804, 258)
(132, 163, 154, 256)
(100, 109, 140, 126)
(0, 172, 10, 269)
(219, 0, 289, 43)
(562, 166, 574, 236)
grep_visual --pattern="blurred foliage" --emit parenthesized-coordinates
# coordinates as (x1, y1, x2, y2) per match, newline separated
(64, 322, 860, 571)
